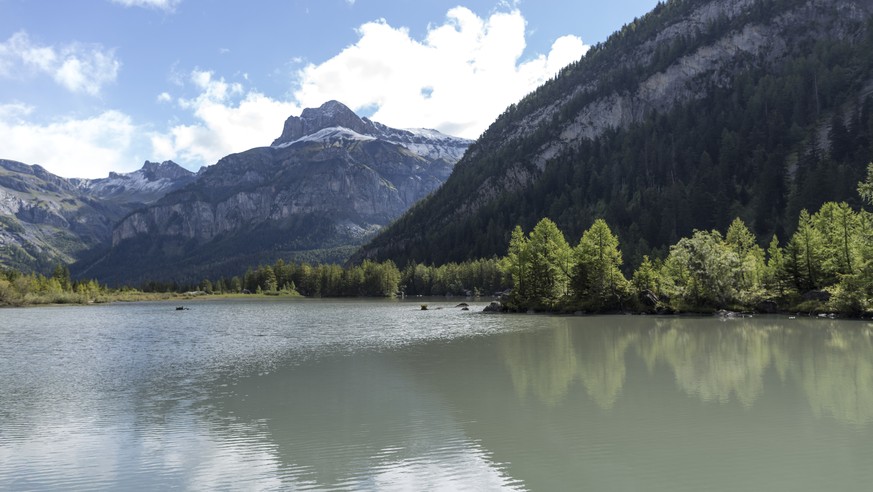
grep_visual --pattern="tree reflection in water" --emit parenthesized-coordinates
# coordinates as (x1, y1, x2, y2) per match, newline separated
(499, 316, 873, 426)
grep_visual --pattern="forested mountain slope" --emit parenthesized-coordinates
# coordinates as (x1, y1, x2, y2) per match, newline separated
(356, 0, 873, 267)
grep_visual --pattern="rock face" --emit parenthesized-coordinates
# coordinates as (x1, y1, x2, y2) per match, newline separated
(79, 101, 471, 284)
(0, 159, 193, 271)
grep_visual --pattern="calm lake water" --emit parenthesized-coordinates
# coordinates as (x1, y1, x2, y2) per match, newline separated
(1, 299, 872, 491)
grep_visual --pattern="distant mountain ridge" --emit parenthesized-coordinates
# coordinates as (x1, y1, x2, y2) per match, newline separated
(0, 159, 195, 271)
(272, 100, 469, 162)
(73, 160, 198, 206)
(73, 101, 471, 285)
(355, 0, 873, 266)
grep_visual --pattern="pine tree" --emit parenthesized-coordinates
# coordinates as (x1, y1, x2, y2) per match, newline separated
(502, 225, 531, 307)
(526, 218, 572, 308)
(725, 218, 765, 302)
(764, 235, 789, 297)
(813, 202, 859, 280)
(784, 210, 825, 292)
(573, 219, 627, 310)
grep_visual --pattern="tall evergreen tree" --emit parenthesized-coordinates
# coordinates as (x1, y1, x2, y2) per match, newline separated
(784, 210, 825, 292)
(764, 235, 789, 297)
(572, 219, 627, 310)
(725, 218, 766, 302)
(526, 218, 572, 308)
(813, 202, 860, 279)
(859, 163, 873, 205)
(502, 225, 531, 307)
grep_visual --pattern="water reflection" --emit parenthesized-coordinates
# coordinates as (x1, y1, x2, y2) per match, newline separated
(3, 302, 873, 491)
(195, 351, 524, 490)
(194, 314, 873, 489)
(795, 326, 873, 425)
(498, 316, 873, 425)
(640, 319, 774, 407)
(500, 326, 579, 406)
(499, 323, 638, 409)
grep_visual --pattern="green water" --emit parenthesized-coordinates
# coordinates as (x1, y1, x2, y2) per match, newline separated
(1, 299, 871, 490)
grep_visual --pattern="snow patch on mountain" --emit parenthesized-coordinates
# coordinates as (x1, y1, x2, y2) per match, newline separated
(271, 101, 471, 163)
(273, 127, 378, 149)
(74, 160, 197, 205)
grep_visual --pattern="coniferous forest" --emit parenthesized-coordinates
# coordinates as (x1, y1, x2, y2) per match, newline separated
(4, 2, 873, 316)
(500, 163, 873, 315)
(359, 6, 873, 269)
(6, 164, 871, 315)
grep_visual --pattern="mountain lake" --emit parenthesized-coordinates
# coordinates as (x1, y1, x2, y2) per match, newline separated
(1, 298, 872, 490)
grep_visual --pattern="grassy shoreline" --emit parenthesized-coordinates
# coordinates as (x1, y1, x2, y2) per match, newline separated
(0, 290, 309, 308)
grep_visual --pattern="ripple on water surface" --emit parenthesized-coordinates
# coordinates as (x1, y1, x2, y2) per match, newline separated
(2, 302, 873, 490)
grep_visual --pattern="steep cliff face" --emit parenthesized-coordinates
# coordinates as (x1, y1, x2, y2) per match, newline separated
(81, 101, 470, 284)
(466, 0, 870, 166)
(356, 0, 873, 266)
(110, 142, 445, 245)
(470, 0, 872, 191)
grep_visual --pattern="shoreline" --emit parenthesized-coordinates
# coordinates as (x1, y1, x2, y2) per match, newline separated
(5, 293, 873, 320)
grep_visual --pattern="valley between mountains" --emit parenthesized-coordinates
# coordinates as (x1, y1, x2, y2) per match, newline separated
(2, 0, 873, 298)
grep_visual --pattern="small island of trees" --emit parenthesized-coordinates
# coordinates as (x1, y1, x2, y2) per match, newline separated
(500, 163, 873, 315)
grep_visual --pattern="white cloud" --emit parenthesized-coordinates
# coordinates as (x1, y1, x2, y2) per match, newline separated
(292, 7, 589, 139)
(0, 104, 137, 178)
(0, 32, 120, 96)
(146, 6, 588, 170)
(151, 70, 299, 166)
(0, 102, 34, 119)
(156, 92, 172, 103)
(110, 0, 181, 12)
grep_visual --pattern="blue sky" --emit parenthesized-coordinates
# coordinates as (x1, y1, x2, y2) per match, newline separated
(0, 0, 659, 178)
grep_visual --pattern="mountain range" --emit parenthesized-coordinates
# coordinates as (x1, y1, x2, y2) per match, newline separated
(5, 0, 873, 287)
(356, 0, 873, 266)
(71, 101, 471, 285)
(1, 102, 470, 282)
(0, 159, 195, 272)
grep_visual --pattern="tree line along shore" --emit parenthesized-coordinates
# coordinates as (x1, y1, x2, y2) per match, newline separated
(4, 164, 872, 316)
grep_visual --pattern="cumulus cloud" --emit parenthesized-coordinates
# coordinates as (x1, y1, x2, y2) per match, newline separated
(150, 70, 299, 166)
(0, 32, 120, 96)
(147, 6, 587, 169)
(293, 7, 589, 139)
(110, 0, 181, 12)
(0, 104, 136, 178)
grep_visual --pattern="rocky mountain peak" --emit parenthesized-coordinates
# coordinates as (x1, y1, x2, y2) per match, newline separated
(139, 160, 193, 181)
(271, 101, 473, 163)
(272, 100, 370, 146)
(75, 159, 198, 207)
